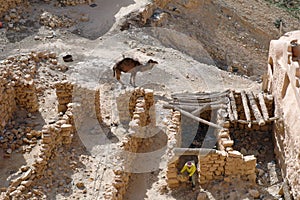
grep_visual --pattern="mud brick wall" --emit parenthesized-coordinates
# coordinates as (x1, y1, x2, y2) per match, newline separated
(104, 88, 155, 200)
(4, 107, 75, 199)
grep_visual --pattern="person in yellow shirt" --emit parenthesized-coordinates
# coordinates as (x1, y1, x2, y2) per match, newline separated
(180, 160, 197, 188)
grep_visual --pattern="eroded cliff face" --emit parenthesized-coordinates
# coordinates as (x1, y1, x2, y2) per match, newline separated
(264, 30, 300, 199)
(122, 0, 300, 79)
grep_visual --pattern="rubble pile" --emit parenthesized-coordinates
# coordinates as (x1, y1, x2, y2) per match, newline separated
(40, 11, 74, 28)
(1, 51, 67, 113)
(0, 0, 24, 18)
(0, 121, 42, 158)
(4, 107, 75, 199)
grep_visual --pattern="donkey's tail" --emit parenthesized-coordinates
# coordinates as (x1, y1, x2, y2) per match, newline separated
(113, 65, 116, 77)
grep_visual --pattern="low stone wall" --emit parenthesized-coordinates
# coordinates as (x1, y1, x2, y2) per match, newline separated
(199, 150, 256, 184)
(165, 111, 182, 188)
(55, 80, 74, 113)
(0, 51, 61, 132)
(104, 88, 155, 200)
(0, 72, 16, 133)
(4, 106, 75, 199)
(167, 149, 256, 188)
(166, 102, 258, 188)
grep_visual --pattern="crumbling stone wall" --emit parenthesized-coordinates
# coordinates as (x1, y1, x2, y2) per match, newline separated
(264, 30, 300, 199)
(167, 149, 256, 188)
(0, 51, 60, 132)
(4, 98, 75, 199)
(0, 73, 16, 133)
(0, 0, 24, 17)
(166, 111, 181, 188)
(166, 102, 258, 188)
(104, 88, 155, 200)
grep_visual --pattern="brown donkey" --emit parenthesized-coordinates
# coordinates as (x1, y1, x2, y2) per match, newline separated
(113, 57, 158, 87)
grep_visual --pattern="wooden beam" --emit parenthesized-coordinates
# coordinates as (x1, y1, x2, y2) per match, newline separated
(171, 90, 230, 99)
(241, 91, 251, 126)
(247, 91, 265, 126)
(229, 91, 238, 121)
(227, 101, 235, 122)
(163, 104, 223, 129)
(258, 93, 269, 120)
(172, 98, 228, 104)
(237, 116, 279, 125)
(173, 148, 216, 156)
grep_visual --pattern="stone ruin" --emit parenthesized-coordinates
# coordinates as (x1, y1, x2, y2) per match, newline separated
(165, 90, 276, 188)
(0, 49, 293, 199)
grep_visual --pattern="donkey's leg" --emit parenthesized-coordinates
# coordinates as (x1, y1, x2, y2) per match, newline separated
(116, 69, 125, 85)
(130, 72, 137, 87)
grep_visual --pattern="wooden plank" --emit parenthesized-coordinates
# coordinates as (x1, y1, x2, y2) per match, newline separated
(247, 91, 265, 126)
(171, 90, 230, 99)
(227, 101, 235, 122)
(173, 148, 216, 156)
(191, 104, 227, 115)
(258, 92, 269, 120)
(237, 116, 279, 124)
(163, 104, 223, 129)
(172, 97, 228, 104)
(229, 91, 238, 121)
(241, 91, 251, 127)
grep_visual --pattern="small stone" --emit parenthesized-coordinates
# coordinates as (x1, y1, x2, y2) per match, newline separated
(248, 189, 260, 198)
(197, 192, 208, 200)
(76, 182, 85, 189)
(6, 148, 12, 154)
(20, 165, 29, 172)
(240, 147, 247, 155)
(21, 180, 33, 187)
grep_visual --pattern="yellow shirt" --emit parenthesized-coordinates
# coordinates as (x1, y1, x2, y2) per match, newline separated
(180, 162, 196, 177)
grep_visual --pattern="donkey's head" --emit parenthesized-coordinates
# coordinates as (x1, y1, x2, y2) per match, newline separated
(147, 59, 158, 64)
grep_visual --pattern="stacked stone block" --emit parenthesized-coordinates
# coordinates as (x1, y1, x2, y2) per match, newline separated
(0, 72, 16, 132)
(198, 150, 227, 183)
(0, 0, 24, 18)
(4, 107, 75, 199)
(13, 74, 38, 112)
(224, 151, 256, 183)
(218, 128, 234, 151)
(55, 80, 73, 113)
(166, 111, 181, 188)
(104, 88, 155, 200)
